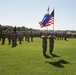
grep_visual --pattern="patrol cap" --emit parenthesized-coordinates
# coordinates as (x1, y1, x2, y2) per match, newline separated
(50, 32, 53, 34)
(50, 32, 53, 35)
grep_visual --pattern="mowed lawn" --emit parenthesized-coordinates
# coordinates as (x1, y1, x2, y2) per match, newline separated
(0, 38, 76, 75)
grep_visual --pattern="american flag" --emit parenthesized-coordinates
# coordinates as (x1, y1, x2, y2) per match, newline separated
(39, 9, 54, 28)
(39, 17, 54, 28)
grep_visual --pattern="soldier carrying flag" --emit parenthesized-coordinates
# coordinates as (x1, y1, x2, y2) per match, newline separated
(39, 7, 55, 57)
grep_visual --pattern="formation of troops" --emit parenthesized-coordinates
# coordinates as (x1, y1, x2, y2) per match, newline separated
(0, 26, 76, 58)
(0, 28, 33, 47)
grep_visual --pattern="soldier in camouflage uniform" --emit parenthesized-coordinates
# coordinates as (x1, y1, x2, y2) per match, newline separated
(1, 30, 6, 45)
(11, 30, 17, 47)
(0, 25, 2, 41)
(27, 31, 30, 42)
(30, 30, 33, 42)
(18, 32, 22, 44)
(64, 31, 67, 41)
(48, 32, 54, 55)
(41, 32, 47, 57)
(7, 31, 11, 45)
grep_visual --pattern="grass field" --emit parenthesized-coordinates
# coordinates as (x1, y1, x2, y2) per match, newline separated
(0, 38, 76, 75)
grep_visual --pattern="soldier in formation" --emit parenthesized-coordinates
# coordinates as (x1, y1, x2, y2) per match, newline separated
(17, 32, 23, 44)
(30, 30, 33, 42)
(41, 32, 47, 57)
(11, 30, 17, 47)
(7, 31, 11, 45)
(1, 30, 6, 45)
(48, 32, 54, 55)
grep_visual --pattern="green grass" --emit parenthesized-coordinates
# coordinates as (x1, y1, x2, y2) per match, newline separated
(0, 38, 76, 75)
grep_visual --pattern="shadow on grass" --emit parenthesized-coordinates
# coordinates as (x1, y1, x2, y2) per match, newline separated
(51, 53, 60, 58)
(44, 54, 60, 59)
(65, 39, 68, 41)
(44, 54, 52, 58)
(46, 59, 69, 68)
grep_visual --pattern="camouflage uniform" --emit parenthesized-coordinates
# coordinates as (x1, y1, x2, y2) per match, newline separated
(30, 31, 33, 42)
(7, 31, 11, 45)
(11, 31, 17, 47)
(64, 31, 67, 41)
(48, 32, 54, 55)
(0, 29, 2, 41)
(18, 32, 22, 44)
(27, 31, 30, 42)
(1, 31, 6, 45)
(41, 33, 47, 56)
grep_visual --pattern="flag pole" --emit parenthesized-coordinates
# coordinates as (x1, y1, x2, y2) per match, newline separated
(53, 8, 55, 34)
(46, 6, 49, 36)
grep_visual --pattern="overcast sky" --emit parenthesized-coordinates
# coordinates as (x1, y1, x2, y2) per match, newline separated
(0, 0, 76, 30)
